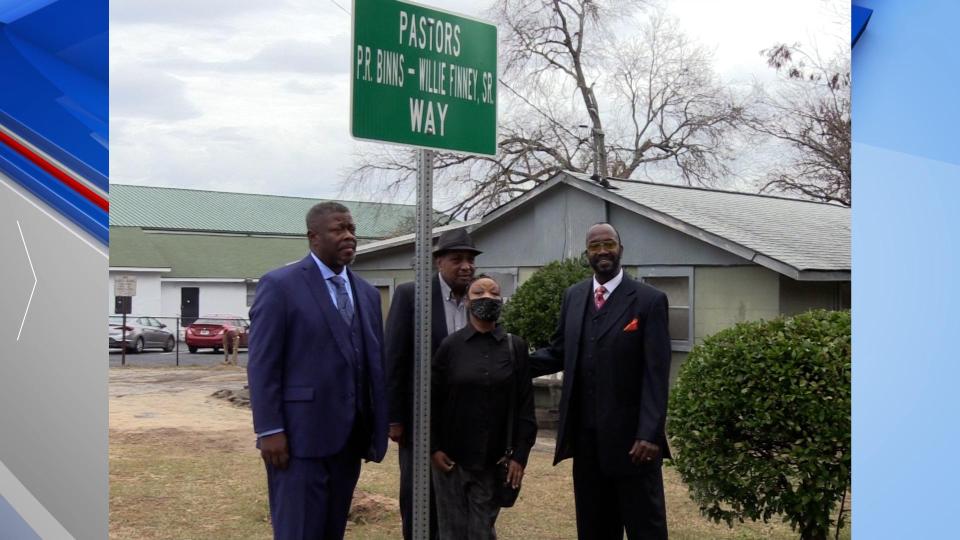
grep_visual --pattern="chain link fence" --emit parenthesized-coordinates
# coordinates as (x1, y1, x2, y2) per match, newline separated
(108, 315, 249, 367)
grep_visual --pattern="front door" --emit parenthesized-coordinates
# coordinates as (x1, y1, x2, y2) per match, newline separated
(181, 287, 199, 326)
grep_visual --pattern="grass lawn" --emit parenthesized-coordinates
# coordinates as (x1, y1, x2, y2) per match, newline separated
(110, 428, 849, 539)
(109, 368, 849, 539)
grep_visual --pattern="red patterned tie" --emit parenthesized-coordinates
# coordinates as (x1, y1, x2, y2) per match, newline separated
(595, 285, 607, 310)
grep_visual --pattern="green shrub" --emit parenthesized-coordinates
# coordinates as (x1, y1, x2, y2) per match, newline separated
(668, 309, 851, 540)
(501, 258, 591, 348)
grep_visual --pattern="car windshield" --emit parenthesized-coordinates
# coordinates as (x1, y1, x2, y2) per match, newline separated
(193, 318, 237, 326)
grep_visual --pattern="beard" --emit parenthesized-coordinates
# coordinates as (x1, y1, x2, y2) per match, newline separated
(590, 253, 620, 276)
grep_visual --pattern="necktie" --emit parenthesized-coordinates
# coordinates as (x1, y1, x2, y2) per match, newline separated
(595, 285, 607, 311)
(328, 275, 354, 323)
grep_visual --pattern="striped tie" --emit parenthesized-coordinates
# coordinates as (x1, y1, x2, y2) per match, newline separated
(328, 275, 354, 323)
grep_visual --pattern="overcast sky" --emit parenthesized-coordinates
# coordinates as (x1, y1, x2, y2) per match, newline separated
(110, 0, 847, 204)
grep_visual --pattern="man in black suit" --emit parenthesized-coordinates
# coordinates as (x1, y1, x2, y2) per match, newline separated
(531, 223, 672, 540)
(384, 228, 481, 540)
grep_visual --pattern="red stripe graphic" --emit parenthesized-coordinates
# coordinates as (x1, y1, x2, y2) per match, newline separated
(0, 129, 109, 212)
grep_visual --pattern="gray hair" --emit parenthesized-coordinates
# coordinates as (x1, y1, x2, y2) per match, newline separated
(306, 202, 351, 232)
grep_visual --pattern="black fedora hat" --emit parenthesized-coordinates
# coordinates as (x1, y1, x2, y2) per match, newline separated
(433, 228, 482, 256)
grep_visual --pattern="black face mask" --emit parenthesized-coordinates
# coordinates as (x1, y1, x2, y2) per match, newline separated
(469, 297, 502, 322)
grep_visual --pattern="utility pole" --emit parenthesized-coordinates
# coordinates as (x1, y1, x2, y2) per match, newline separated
(587, 93, 607, 179)
(593, 126, 607, 179)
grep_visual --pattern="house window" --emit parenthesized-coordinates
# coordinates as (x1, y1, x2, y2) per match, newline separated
(246, 281, 257, 307)
(636, 267, 694, 351)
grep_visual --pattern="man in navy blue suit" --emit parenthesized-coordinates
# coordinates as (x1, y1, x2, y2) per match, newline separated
(247, 202, 388, 540)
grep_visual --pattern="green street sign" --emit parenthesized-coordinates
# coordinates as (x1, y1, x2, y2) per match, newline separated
(351, 0, 498, 156)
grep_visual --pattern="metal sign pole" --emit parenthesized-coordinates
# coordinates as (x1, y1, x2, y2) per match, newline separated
(412, 148, 434, 539)
(121, 312, 127, 367)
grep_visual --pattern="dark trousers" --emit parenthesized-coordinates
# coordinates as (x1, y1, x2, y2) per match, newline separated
(431, 465, 501, 540)
(399, 442, 439, 539)
(572, 431, 668, 540)
(265, 422, 367, 540)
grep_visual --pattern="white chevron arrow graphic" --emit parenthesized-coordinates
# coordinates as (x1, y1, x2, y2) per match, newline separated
(17, 220, 37, 342)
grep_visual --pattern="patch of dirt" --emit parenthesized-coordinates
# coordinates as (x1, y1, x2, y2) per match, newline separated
(349, 492, 400, 525)
(110, 366, 252, 441)
(211, 388, 251, 408)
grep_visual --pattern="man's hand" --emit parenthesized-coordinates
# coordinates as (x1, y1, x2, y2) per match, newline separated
(431, 451, 455, 472)
(260, 432, 290, 470)
(388, 423, 404, 445)
(629, 440, 660, 465)
(505, 459, 524, 489)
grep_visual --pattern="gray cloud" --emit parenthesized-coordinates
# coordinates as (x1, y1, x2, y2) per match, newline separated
(215, 37, 350, 74)
(284, 79, 336, 94)
(111, 122, 351, 199)
(145, 37, 351, 75)
(111, 0, 285, 25)
(110, 69, 202, 121)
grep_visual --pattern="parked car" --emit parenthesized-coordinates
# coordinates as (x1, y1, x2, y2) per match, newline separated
(109, 316, 176, 353)
(184, 315, 250, 353)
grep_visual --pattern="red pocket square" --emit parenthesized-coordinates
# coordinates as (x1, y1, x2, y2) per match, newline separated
(623, 318, 639, 332)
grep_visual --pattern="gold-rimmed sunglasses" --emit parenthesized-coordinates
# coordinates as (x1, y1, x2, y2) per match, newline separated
(586, 240, 619, 254)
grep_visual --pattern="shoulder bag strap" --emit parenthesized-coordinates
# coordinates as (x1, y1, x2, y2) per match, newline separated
(504, 333, 518, 456)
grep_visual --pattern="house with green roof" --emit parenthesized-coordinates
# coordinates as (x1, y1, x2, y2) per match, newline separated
(108, 184, 452, 324)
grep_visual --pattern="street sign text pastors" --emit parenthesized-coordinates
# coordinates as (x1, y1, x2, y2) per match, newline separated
(351, 0, 498, 156)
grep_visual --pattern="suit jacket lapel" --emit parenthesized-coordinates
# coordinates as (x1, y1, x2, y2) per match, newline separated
(348, 268, 372, 339)
(300, 256, 353, 359)
(594, 278, 637, 341)
(432, 275, 448, 340)
(565, 281, 590, 370)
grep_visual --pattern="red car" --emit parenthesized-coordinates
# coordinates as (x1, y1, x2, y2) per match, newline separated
(185, 315, 250, 353)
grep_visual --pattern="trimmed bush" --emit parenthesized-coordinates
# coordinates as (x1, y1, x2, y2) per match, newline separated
(668, 309, 851, 540)
(501, 258, 592, 348)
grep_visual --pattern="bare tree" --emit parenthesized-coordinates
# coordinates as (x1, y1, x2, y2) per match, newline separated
(606, 15, 742, 181)
(749, 44, 851, 206)
(346, 1, 743, 219)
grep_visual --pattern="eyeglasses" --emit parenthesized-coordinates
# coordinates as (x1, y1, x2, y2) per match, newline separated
(586, 240, 619, 254)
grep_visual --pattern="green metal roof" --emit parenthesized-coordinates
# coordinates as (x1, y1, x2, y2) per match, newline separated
(109, 184, 450, 239)
(109, 227, 310, 279)
(108, 227, 171, 268)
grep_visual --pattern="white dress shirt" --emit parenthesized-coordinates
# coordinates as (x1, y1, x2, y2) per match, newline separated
(592, 268, 624, 302)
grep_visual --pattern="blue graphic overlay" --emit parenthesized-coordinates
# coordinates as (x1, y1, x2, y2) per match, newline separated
(0, 0, 109, 538)
(853, 1, 960, 537)
(851, 5, 872, 46)
(853, 0, 960, 168)
(0, 0, 107, 244)
(0, 495, 40, 540)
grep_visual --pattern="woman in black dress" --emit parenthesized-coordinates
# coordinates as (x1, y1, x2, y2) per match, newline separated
(430, 275, 537, 540)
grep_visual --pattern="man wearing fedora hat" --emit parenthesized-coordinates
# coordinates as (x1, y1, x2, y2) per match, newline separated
(385, 228, 482, 539)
